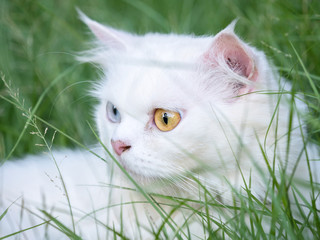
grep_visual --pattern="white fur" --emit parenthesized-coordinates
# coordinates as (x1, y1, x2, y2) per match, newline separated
(0, 13, 319, 239)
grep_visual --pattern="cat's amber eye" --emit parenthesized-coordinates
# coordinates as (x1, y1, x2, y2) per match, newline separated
(154, 109, 181, 132)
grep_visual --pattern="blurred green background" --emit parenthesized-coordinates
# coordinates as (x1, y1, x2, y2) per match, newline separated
(0, 0, 319, 159)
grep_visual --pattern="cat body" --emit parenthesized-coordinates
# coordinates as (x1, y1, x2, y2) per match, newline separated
(0, 12, 319, 239)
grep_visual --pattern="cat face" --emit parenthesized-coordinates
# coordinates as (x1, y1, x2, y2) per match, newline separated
(79, 12, 273, 185)
(96, 62, 215, 180)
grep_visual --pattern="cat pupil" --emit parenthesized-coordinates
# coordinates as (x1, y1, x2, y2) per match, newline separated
(113, 106, 118, 116)
(163, 112, 168, 125)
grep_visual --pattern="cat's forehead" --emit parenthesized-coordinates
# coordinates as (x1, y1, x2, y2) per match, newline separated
(133, 33, 211, 62)
(101, 62, 196, 113)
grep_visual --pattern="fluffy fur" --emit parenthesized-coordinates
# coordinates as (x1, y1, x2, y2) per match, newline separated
(0, 12, 319, 239)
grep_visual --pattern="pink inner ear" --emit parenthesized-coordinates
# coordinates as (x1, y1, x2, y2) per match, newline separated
(204, 33, 257, 82)
(87, 21, 126, 49)
(225, 47, 252, 78)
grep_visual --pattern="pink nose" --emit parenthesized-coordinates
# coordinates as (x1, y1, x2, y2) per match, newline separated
(111, 140, 131, 156)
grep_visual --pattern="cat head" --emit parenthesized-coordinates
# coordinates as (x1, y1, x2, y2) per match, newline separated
(79, 11, 275, 186)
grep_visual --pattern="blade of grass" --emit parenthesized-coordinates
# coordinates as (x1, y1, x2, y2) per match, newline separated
(2, 64, 78, 161)
(289, 42, 320, 102)
(41, 210, 82, 240)
(0, 220, 51, 240)
(0, 94, 107, 165)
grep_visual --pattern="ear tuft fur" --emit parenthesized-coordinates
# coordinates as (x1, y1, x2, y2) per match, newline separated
(76, 8, 127, 49)
(223, 19, 239, 34)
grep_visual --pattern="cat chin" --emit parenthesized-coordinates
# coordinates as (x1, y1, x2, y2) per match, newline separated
(114, 155, 164, 181)
(114, 155, 181, 188)
(118, 164, 170, 184)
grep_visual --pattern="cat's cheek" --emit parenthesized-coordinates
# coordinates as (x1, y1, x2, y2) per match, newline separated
(96, 106, 109, 143)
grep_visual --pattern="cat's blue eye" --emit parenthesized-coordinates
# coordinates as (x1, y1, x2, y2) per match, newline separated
(106, 101, 121, 123)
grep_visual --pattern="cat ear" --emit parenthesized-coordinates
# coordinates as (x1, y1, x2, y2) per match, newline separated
(77, 9, 129, 49)
(203, 21, 258, 91)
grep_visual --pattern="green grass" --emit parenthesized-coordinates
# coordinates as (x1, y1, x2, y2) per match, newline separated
(0, 0, 319, 239)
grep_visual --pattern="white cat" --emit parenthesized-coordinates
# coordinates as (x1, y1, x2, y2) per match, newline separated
(0, 11, 319, 239)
